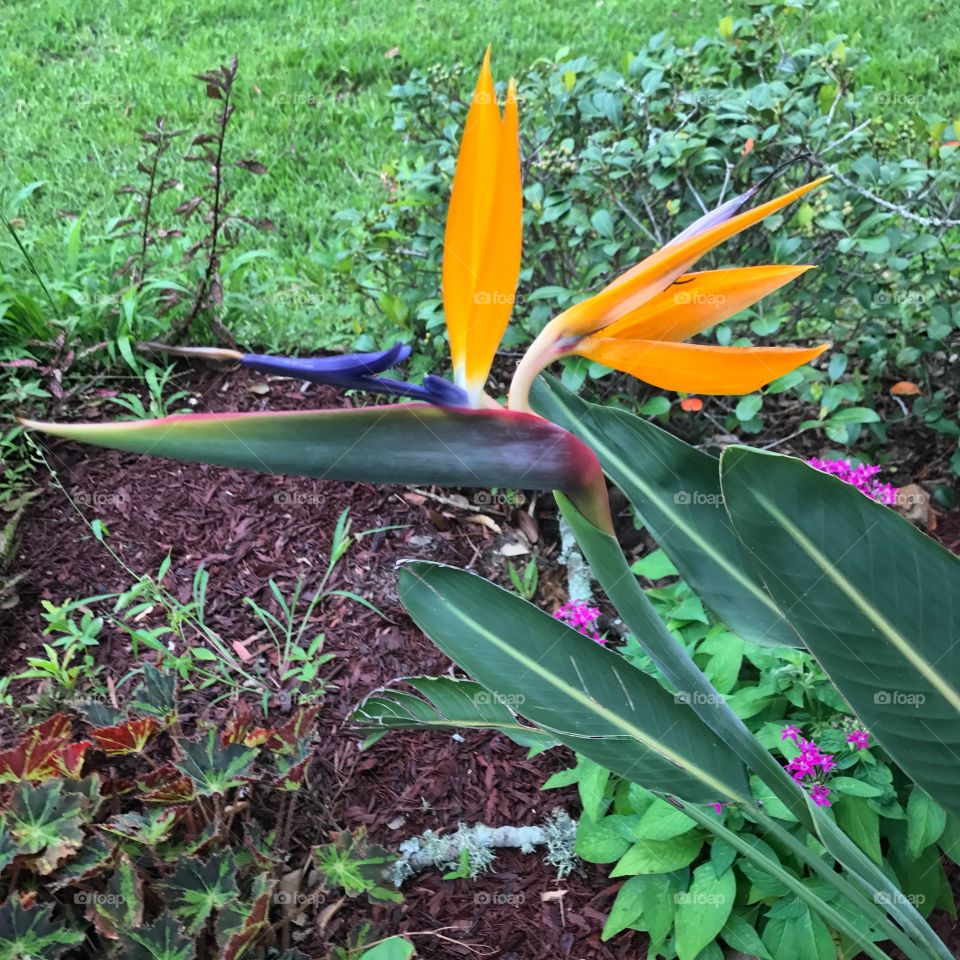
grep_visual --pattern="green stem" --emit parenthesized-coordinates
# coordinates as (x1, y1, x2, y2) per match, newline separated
(745, 805, 938, 960)
(559, 494, 814, 829)
(678, 802, 897, 960)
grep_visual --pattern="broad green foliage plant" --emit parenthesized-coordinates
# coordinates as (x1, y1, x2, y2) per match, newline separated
(23, 46, 960, 960)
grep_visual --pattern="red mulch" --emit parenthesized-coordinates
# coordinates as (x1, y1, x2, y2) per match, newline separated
(2, 362, 958, 958)
(0, 365, 641, 958)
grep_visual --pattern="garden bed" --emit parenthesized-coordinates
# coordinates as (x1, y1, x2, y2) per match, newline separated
(0, 366, 650, 957)
(4, 365, 960, 958)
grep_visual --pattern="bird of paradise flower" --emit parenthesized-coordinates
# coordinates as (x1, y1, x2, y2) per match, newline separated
(24, 49, 829, 532)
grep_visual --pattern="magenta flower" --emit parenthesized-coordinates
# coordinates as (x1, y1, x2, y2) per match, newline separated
(554, 601, 605, 644)
(810, 784, 832, 807)
(846, 729, 870, 751)
(781, 725, 857, 806)
(806, 457, 897, 506)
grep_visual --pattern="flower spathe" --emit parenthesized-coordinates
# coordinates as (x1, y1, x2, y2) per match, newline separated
(442, 46, 522, 406)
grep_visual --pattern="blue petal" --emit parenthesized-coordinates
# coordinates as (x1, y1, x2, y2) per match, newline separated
(237, 344, 469, 407)
(240, 344, 412, 382)
(665, 185, 759, 248)
(353, 375, 470, 406)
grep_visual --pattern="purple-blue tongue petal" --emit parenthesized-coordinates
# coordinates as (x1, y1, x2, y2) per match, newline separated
(237, 344, 469, 406)
(240, 343, 412, 381)
(664, 184, 760, 248)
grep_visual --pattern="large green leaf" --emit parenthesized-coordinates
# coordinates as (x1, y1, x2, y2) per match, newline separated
(0, 899, 85, 960)
(351, 676, 558, 751)
(557, 494, 954, 960)
(118, 914, 196, 960)
(23, 404, 610, 529)
(556, 494, 813, 827)
(720, 447, 960, 817)
(533, 377, 797, 646)
(397, 561, 749, 804)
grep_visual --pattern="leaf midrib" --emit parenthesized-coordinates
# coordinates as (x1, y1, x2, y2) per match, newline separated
(407, 567, 749, 802)
(756, 493, 960, 716)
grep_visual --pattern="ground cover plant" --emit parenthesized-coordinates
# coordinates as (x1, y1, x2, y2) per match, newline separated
(2, 2, 959, 957)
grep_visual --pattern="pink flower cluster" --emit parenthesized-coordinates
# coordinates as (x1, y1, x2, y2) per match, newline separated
(846, 728, 870, 750)
(554, 601, 605, 644)
(806, 457, 898, 506)
(781, 725, 837, 807)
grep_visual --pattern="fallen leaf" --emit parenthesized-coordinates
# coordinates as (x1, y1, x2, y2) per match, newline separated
(232, 640, 253, 662)
(517, 511, 539, 544)
(895, 483, 933, 529)
(465, 514, 502, 534)
(384, 47, 400, 59)
(501, 541, 530, 557)
(890, 380, 921, 396)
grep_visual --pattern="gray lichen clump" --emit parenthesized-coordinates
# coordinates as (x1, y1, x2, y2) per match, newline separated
(388, 808, 578, 887)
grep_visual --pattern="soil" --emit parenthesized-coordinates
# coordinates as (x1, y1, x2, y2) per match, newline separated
(2, 363, 958, 959)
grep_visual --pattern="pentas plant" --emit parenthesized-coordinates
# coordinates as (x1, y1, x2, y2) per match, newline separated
(781, 725, 838, 806)
(806, 456, 898, 505)
(554, 600, 605, 644)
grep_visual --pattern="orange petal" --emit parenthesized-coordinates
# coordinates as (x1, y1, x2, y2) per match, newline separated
(442, 48, 501, 385)
(602, 265, 813, 342)
(680, 396, 703, 412)
(553, 177, 829, 338)
(464, 77, 522, 396)
(572, 338, 829, 395)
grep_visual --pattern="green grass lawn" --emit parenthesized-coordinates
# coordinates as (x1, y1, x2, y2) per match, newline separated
(2, 0, 957, 346)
